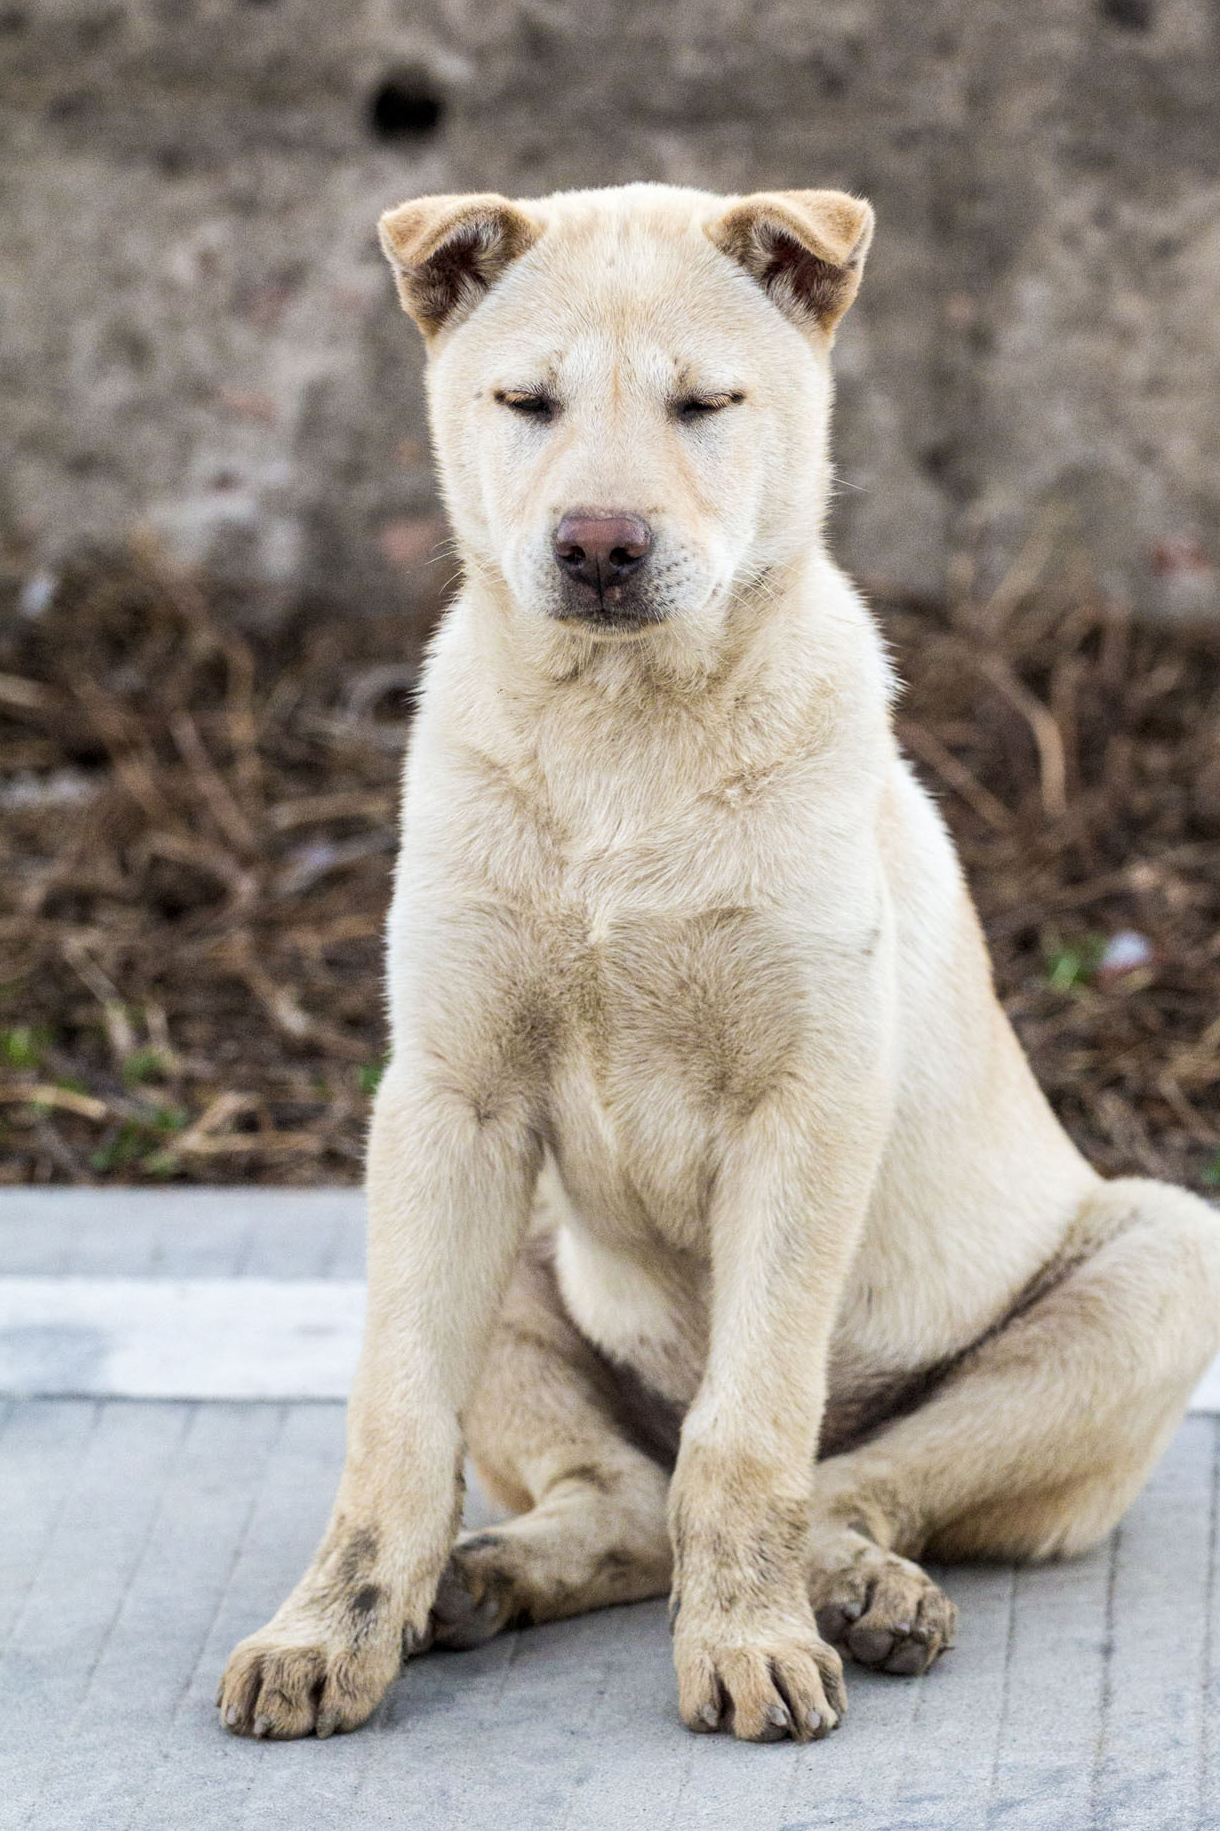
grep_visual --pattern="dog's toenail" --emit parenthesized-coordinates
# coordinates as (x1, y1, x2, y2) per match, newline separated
(253, 1715, 271, 1738)
(700, 1701, 720, 1728)
(895, 1620, 912, 1634)
(807, 1708, 822, 1730)
(842, 1601, 863, 1619)
(766, 1703, 789, 1726)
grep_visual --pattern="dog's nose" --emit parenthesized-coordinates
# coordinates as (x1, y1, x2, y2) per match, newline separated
(552, 513, 653, 593)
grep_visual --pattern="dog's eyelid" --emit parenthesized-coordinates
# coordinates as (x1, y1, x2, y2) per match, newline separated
(674, 390, 747, 419)
(493, 388, 559, 418)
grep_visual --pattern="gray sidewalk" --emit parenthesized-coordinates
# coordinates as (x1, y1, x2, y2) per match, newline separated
(1, 1191, 1217, 1831)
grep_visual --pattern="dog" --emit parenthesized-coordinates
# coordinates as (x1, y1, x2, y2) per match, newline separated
(218, 182, 1220, 1745)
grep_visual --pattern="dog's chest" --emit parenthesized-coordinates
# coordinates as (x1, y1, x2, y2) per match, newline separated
(467, 731, 825, 1250)
(541, 896, 808, 1253)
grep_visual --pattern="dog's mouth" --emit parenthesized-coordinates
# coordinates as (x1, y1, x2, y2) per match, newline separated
(547, 573, 673, 633)
(548, 601, 670, 634)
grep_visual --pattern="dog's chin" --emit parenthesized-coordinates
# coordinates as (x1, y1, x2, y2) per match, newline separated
(550, 611, 667, 640)
(545, 592, 672, 639)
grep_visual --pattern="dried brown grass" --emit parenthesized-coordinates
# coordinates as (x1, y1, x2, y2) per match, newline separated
(1, 545, 1217, 1190)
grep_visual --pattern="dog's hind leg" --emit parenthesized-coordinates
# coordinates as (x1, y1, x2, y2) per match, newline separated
(429, 1238, 674, 1649)
(806, 1177, 1220, 1677)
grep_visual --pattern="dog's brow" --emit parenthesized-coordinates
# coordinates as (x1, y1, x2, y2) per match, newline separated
(492, 355, 563, 390)
(671, 359, 743, 390)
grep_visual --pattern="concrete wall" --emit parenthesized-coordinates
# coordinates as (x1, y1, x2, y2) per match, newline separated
(3, 0, 1218, 619)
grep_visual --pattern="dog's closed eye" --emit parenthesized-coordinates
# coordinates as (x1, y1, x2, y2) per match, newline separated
(494, 389, 558, 421)
(674, 392, 745, 421)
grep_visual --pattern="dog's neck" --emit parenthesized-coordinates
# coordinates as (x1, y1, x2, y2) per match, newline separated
(432, 542, 890, 826)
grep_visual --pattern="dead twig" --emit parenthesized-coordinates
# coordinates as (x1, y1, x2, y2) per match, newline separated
(958, 644, 1069, 819)
(170, 711, 261, 855)
(897, 720, 1014, 831)
(0, 1083, 109, 1120)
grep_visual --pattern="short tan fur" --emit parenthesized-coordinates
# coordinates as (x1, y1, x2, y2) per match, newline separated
(219, 182, 1220, 1746)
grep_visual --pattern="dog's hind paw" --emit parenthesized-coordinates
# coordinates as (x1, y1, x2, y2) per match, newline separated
(429, 1531, 533, 1649)
(810, 1545, 956, 1677)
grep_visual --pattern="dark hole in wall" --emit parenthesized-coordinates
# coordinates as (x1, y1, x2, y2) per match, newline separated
(1098, 0, 1153, 30)
(368, 72, 445, 141)
(46, 91, 94, 124)
(920, 444, 956, 487)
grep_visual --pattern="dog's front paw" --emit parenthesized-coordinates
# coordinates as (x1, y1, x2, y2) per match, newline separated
(217, 1602, 405, 1740)
(674, 1611, 846, 1743)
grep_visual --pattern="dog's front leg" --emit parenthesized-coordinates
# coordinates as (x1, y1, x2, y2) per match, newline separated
(668, 1040, 889, 1744)
(217, 1053, 541, 1738)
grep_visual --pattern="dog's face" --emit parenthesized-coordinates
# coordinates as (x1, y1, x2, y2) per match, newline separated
(380, 184, 872, 649)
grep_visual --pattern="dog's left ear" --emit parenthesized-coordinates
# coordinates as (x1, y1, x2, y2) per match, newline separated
(378, 193, 541, 339)
(707, 190, 874, 337)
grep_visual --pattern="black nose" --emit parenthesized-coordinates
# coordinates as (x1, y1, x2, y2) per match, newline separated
(552, 513, 653, 593)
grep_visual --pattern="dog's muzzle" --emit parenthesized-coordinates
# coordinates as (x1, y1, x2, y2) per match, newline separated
(550, 512, 666, 626)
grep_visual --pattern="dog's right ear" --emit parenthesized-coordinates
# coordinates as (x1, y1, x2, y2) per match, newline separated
(378, 194, 541, 340)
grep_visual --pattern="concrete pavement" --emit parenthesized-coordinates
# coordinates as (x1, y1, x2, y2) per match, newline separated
(1, 1189, 1217, 1830)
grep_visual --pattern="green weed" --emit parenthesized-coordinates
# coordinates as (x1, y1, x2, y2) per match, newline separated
(1, 1025, 50, 1071)
(1043, 934, 1107, 993)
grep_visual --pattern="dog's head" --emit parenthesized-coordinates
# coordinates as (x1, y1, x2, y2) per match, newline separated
(379, 183, 872, 649)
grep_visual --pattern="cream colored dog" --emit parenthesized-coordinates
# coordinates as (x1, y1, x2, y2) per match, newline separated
(218, 182, 1220, 1746)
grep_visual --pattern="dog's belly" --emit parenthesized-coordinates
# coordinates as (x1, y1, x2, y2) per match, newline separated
(539, 1124, 1073, 1468)
(539, 1131, 966, 1457)
(541, 1085, 712, 1417)
(540, 1021, 972, 1442)
(548, 1198, 959, 1461)
(538, 1131, 710, 1415)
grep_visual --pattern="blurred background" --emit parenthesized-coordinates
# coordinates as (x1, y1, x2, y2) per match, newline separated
(0, 0, 1217, 1190)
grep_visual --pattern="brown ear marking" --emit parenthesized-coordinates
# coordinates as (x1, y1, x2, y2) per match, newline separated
(378, 192, 541, 337)
(707, 190, 874, 335)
